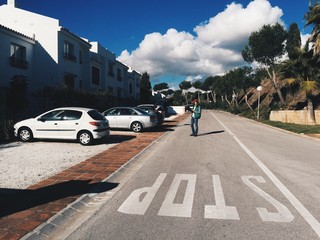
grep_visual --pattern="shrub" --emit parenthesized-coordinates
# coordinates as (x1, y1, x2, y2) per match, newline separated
(0, 120, 15, 142)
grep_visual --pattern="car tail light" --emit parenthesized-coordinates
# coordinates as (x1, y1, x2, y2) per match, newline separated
(89, 121, 101, 126)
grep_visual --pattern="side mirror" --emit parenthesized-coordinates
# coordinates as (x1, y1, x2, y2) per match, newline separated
(38, 117, 46, 122)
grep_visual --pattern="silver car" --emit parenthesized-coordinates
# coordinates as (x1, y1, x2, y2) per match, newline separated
(14, 107, 110, 145)
(102, 107, 157, 132)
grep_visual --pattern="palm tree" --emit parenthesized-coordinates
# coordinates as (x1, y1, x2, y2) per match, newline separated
(281, 52, 319, 124)
(305, 2, 320, 55)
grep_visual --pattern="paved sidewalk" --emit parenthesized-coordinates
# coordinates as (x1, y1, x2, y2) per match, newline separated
(0, 114, 189, 240)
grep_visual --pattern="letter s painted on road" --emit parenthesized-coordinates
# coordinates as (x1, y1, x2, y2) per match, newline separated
(242, 176, 294, 223)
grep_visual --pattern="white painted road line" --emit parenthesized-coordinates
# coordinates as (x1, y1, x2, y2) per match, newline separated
(211, 112, 320, 237)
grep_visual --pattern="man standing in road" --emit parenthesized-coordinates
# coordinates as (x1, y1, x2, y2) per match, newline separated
(190, 99, 201, 136)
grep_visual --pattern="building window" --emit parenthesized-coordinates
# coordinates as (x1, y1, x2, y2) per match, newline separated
(108, 61, 114, 77)
(92, 66, 100, 85)
(117, 68, 122, 81)
(9, 43, 28, 69)
(79, 50, 83, 64)
(129, 83, 133, 95)
(63, 41, 76, 62)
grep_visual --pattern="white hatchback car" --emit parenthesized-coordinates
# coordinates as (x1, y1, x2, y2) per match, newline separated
(14, 107, 110, 145)
(102, 107, 157, 132)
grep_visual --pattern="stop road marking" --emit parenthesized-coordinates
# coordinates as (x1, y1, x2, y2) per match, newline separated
(118, 173, 294, 223)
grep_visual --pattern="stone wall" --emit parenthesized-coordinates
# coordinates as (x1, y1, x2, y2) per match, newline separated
(269, 110, 320, 125)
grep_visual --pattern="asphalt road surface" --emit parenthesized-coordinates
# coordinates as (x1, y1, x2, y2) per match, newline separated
(56, 110, 320, 240)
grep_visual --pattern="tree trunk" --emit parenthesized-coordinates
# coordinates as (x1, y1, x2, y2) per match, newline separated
(239, 88, 254, 111)
(266, 68, 286, 105)
(210, 90, 216, 103)
(225, 94, 231, 107)
(232, 90, 238, 107)
(307, 97, 316, 125)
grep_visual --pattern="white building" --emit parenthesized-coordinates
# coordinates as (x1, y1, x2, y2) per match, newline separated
(0, 24, 35, 88)
(0, 0, 140, 100)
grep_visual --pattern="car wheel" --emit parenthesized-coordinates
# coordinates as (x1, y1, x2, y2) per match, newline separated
(131, 121, 143, 132)
(78, 131, 93, 145)
(18, 127, 33, 142)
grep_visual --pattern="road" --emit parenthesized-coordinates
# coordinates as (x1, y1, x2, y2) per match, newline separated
(58, 110, 320, 240)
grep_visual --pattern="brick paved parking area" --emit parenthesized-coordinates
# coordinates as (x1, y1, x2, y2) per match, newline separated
(0, 114, 188, 240)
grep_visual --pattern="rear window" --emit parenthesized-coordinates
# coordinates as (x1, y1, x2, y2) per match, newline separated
(88, 110, 105, 120)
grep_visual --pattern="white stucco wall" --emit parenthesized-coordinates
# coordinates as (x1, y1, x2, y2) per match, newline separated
(90, 42, 117, 93)
(0, 25, 35, 88)
(270, 110, 320, 125)
(0, 5, 60, 62)
(57, 29, 91, 90)
(0, 2, 140, 97)
(0, 4, 61, 89)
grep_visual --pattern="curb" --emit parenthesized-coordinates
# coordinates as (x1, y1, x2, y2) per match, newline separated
(19, 115, 188, 239)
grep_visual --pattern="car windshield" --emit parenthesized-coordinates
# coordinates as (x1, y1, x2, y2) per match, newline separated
(88, 110, 105, 120)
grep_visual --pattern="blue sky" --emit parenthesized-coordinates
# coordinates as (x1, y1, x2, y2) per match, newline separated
(0, 0, 312, 89)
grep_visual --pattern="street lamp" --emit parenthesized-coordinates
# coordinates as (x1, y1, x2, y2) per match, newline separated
(257, 86, 262, 120)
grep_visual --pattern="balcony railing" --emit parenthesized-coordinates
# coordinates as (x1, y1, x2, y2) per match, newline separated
(9, 56, 29, 69)
(63, 53, 77, 62)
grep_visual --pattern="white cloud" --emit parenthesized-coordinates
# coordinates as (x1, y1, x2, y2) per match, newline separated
(117, 0, 284, 84)
(301, 33, 311, 48)
(194, 0, 283, 49)
(185, 75, 203, 82)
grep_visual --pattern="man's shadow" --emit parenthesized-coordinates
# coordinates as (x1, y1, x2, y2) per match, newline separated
(0, 180, 118, 217)
(197, 130, 225, 136)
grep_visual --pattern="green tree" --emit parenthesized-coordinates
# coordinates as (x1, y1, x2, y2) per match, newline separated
(281, 50, 319, 124)
(153, 82, 169, 91)
(172, 90, 185, 106)
(140, 72, 152, 103)
(286, 23, 302, 60)
(211, 75, 230, 105)
(192, 81, 202, 89)
(242, 23, 287, 104)
(229, 66, 260, 110)
(202, 76, 215, 91)
(179, 80, 192, 90)
(305, 3, 320, 55)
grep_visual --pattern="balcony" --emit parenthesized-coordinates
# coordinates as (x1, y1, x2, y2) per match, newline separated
(63, 53, 77, 62)
(9, 57, 29, 69)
